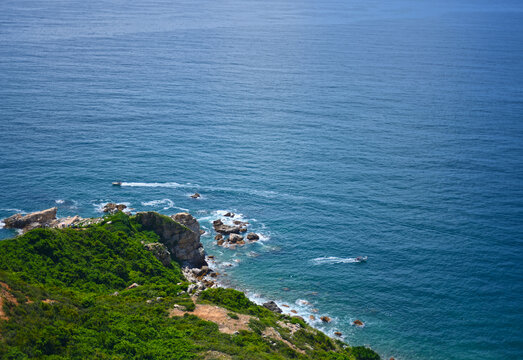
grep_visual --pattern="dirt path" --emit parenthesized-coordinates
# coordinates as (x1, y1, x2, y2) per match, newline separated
(170, 304, 252, 334)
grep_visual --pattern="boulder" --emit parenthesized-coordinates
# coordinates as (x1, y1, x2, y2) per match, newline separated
(224, 212, 235, 217)
(246, 233, 260, 241)
(3, 207, 57, 232)
(190, 193, 201, 198)
(334, 332, 342, 337)
(228, 233, 243, 244)
(263, 301, 282, 313)
(144, 242, 171, 266)
(192, 266, 209, 277)
(291, 310, 298, 314)
(103, 203, 127, 213)
(134, 212, 207, 268)
(320, 316, 331, 323)
(309, 315, 315, 320)
(126, 283, 139, 289)
(212, 219, 241, 234)
(215, 234, 223, 241)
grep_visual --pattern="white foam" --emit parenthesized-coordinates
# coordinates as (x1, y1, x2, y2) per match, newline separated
(140, 199, 189, 212)
(0, 220, 4, 229)
(92, 201, 131, 213)
(121, 182, 194, 189)
(55, 199, 65, 204)
(0, 208, 24, 214)
(296, 299, 312, 307)
(311, 256, 361, 265)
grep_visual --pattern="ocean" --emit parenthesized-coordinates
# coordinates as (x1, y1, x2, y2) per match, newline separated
(1, 0, 522, 358)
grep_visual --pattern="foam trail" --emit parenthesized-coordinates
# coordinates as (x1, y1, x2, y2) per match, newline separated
(55, 199, 65, 204)
(121, 182, 195, 188)
(311, 257, 361, 265)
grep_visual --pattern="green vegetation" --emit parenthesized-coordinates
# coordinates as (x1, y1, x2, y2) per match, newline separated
(0, 212, 380, 359)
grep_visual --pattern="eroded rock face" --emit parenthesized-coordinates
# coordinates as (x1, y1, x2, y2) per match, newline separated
(3, 207, 57, 232)
(144, 242, 171, 266)
(134, 212, 207, 268)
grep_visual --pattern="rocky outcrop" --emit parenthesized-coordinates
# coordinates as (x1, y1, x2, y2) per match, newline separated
(263, 301, 282, 313)
(228, 233, 244, 244)
(320, 316, 331, 323)
(144, 242, 171, 266)
(134, 212, 207, 268)
(103, 203, 127, 213)
(246, 233, 259, 241)
(212, 219, 242, 235)
(3, 207, 58, 232)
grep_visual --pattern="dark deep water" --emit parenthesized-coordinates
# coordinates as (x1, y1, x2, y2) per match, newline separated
(1, 0, 523, 358)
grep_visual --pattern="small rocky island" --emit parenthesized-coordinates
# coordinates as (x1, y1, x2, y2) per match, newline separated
(0, 207, 381, 360)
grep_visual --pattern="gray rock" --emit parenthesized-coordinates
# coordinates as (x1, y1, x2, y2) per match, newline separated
(144, 242, 172, 266)
(263, 301, 282, 313)
(247, 233, 260, 241)
(212, 219, 242, 234)
(3, 207, 57, 232)
(134, 212, 207, 268)
(103, 203, 127, 213)
(228, 233, 244, 244)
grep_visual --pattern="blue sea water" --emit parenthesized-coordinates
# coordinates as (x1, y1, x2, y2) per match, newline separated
(1, 0, 523, 358)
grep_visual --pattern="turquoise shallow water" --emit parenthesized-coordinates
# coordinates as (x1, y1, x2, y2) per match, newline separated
(1, 0, 523, 359)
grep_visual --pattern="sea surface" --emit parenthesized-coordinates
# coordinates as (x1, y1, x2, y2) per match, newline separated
(1, 0, 523, 359)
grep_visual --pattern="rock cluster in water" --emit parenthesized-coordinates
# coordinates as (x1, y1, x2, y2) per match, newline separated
(212, 213, 261, 248)
(103, 203, 127, 213)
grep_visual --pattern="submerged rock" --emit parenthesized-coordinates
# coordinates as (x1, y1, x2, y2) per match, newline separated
(263, 301, 282, 313)
(320, 316, 331, 323)
(190, 193, 201, 199)
(134, 212, 207, 268)
(3, 207, 57, 232)
(334, 332, 342, 337)
(353, 319, 364, 327)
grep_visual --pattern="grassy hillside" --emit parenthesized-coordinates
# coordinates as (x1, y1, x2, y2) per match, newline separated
(0, 212, 380, 360)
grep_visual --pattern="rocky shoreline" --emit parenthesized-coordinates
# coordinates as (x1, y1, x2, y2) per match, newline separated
(2, 206, 363, 343)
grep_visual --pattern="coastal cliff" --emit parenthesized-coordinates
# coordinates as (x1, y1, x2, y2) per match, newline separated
(0, 210, 380, 360)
